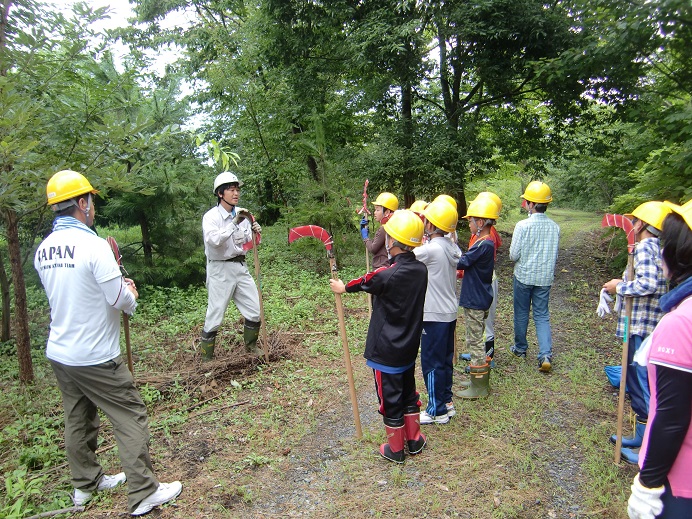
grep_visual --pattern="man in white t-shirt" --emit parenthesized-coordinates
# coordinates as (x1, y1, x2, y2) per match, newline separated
(35, 170, 182, 516)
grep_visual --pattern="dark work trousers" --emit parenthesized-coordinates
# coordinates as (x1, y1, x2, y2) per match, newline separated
(627, 334, 649, 421)
(51, 357, 159, 513)
(372, 365, 420, 423)
(421, 320, 456, 416)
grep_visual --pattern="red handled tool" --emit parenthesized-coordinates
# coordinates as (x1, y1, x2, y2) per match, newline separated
(234, 210, 269, 362)
(356, 180, 373, 316)
(289, 225, 363, 438)
(251, 225, 269, 363)
(601, 213, 635, 464)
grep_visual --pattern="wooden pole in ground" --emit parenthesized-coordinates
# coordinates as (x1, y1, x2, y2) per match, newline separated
(252, 231, 269, 363)
(600, 213, 636, 465)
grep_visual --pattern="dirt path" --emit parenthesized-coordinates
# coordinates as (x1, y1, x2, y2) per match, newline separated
(228, 218, 628, 518)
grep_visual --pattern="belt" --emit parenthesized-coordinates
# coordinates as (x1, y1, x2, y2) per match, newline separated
(224, 256, 246, 263)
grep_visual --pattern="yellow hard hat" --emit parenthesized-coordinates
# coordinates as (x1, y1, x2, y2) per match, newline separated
(464, 197, 500, 220)
(521, 181, 552, 204)
(423, 199, 458, 232)
(433, 194, 457, 210)
(374, 192, 399, 211)
(626, 201, 673, 232)
(474, 191, 502, 212)
(46, 170, 98, 205)
(664, 199, 692, 231)
(383, 210, 424, 247)
(409, 200, 428, 214)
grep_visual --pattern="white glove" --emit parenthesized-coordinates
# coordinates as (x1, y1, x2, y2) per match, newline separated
(597, 288, 613, 318)
(628, 474, 664, 519)
(251, 221, 261, 234)
(232, 208, 251, 225)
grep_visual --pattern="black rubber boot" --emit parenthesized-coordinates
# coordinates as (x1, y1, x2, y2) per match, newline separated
(243, 321, 262, 356)
(380, 417, 405, 463)
(485, 339, 495, 360)
(403, 407, 426, 455)
(200, 330, 217, 361)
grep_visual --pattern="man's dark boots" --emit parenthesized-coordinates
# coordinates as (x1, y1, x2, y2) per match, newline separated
(380, 417, 406, 464)
(403, 407, 426, 455)
(200, 330, 217, 361)
(243, 320, 262, 356)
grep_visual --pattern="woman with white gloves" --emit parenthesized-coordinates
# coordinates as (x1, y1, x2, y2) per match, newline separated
(628, 199, 692, 519)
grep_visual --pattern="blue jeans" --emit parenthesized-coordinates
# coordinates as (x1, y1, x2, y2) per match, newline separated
(513, 276, 553, 362)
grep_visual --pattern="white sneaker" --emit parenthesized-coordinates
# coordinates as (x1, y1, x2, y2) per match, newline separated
(73, 472, 127, 506)
(445, 403, 456, 418)
(131, 481, 182, 516)
(419, 410, 450, 425)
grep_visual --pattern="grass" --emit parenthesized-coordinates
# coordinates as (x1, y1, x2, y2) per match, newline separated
(0, 208, 639, 518)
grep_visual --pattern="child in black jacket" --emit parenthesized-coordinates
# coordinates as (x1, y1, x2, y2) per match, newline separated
(331, 210, 428, 463)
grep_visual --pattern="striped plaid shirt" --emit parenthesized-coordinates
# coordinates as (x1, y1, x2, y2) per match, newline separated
(509, 213, 560, 286)
(615, 237, 667, 339)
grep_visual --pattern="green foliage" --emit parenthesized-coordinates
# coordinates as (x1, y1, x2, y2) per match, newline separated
(623, 98, 692, 206)
(0, 468, 48, 519)
(0, 412, 64, 471)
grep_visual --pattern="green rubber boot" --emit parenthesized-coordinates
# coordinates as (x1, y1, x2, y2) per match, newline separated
(243, 321, 262, 356)
(200, 330, 217, 361)
(455, 364, 490, 399)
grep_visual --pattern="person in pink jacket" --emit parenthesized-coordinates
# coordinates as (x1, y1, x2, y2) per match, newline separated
(627, 199, 692, 519)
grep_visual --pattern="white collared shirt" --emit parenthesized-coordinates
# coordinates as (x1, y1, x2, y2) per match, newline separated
(202, 204, 252, 260)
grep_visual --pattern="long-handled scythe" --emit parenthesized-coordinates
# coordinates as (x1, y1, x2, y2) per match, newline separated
(251, 230, 269, 363)
(356, 180, 372, 317)
(289, 225, 363, 438)
(106, 236, 134, 378)
(236, 210, 269, 362)
(601, 213, 636, 464)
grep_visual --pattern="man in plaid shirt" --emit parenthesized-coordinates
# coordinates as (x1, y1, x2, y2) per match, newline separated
(603, 201, 671, 464)
(509, 181, 560, 373)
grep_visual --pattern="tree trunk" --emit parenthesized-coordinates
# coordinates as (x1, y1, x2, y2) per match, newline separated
(3, 208, 34, 384)
(400, 80, 415, 207)
(139, 212, 153, 267)
(0, 249, 11, 342)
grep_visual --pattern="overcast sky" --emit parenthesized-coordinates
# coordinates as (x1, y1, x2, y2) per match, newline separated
(59, 1, 206, 131)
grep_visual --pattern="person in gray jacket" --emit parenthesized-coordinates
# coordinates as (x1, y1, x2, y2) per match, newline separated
(414, 198, 461, 424)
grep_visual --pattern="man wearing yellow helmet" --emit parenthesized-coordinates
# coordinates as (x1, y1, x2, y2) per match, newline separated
(509, 181, 560, 373)
(603, 201, 671, 464)
(364, 192, 399, 269)
(35, 170, 182, 516)
(331, 210, 428, 464)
